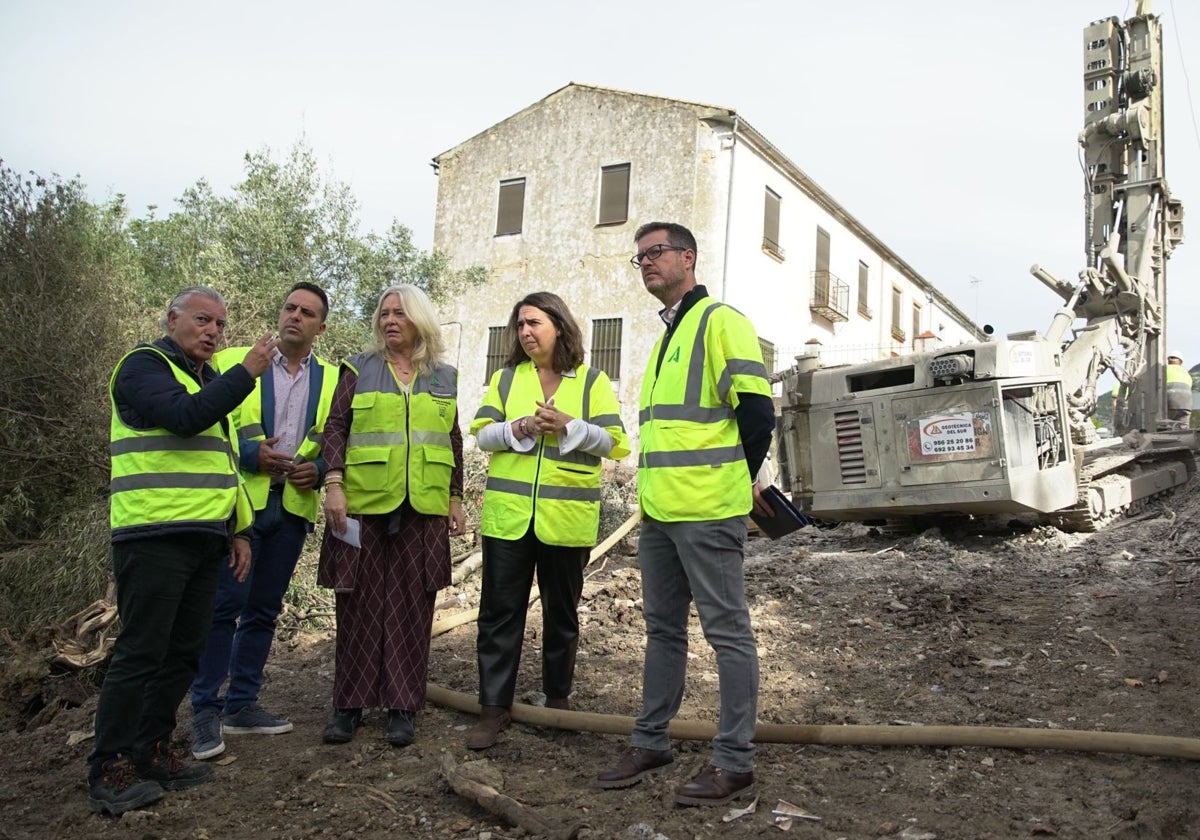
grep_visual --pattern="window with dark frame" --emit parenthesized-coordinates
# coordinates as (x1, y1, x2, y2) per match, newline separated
(763, 188, 782, 256)
(857, 261, 871, 317)
(598, 164, 630, 226)
(590, 318, 623, 380)
(495, 178, 526, 236)
(812, 226, 831, 301)
(484, 326, 506, 382)
(891, 287, 904, 340)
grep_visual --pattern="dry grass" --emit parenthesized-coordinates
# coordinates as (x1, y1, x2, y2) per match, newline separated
(0, 498, 111, 639)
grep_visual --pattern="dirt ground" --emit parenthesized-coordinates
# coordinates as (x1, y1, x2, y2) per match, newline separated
(3, 483, 1200, 840)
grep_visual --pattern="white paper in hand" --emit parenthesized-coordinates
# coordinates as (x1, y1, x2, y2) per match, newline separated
(332, 517, 362, 548)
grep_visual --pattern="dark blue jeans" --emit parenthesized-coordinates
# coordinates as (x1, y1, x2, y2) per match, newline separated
(88, 532, 226, 777)
(191, 489, 308, 716)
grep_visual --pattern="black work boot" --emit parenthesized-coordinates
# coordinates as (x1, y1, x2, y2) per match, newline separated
(386, 710, 415, 746)
(87, 757, 164, 815)
(321, 708, 362, 744)
(135, 740, 215, 790)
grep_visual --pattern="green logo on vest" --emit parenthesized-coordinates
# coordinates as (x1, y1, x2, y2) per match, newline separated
(668, 346, 681, 364)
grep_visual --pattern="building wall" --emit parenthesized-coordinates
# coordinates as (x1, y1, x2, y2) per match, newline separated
(434, 86, 728, 444)
(718, 133, 977, 372)
(432, 84, 979, 454)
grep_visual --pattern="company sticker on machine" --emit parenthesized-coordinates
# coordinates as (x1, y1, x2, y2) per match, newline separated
(905, 410, 995, 463)
(1008, 343, 1038, 377)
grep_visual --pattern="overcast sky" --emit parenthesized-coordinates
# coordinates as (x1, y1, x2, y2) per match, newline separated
(3, 0, 1199, 371)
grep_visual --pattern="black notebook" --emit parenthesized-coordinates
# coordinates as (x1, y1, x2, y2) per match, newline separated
(750, 484, 809, 539)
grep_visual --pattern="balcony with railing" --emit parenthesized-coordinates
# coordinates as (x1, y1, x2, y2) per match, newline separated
(810, 270, 849, 322)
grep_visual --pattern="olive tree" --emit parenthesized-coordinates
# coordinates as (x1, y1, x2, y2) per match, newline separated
(128, 141, 485, 359)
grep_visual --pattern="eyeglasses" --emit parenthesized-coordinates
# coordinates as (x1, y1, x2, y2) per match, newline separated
(630, 244, 687, 267)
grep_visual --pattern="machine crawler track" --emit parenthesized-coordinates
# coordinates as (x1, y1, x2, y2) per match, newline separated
(1047, 439, 1197, 532)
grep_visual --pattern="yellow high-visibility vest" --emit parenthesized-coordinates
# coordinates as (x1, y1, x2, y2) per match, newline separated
(471, 362, 629, 546)
(341, 353, 459, 516)
(109, 346, 252, 537)
(638, 297, 772, 521)
(215, 346, 338, 523)
(1166, 364, 1193, 411)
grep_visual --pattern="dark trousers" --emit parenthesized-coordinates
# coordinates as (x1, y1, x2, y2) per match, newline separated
(88, 533, 226, 777)
(192, 489, 307, 716)
(476, 525, 587, 706)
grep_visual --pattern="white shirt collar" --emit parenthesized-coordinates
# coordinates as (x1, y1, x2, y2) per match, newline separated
(659, 300, 681, 326)
(272, 348, 312, 368)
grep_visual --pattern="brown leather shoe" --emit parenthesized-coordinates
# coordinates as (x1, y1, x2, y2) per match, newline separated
(545, 697, 571, 711)
(464, 705, 511, 750)
(674, 764, 754, 806)
(596, 747, 674, 789)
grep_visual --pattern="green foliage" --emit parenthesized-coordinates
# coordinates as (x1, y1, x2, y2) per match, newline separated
(1, 142, 487, 636)
(0, 163, 137, 543)
(127, 141, 486, 360)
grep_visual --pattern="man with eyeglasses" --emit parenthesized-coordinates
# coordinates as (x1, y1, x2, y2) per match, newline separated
(597, 222, 775, 806)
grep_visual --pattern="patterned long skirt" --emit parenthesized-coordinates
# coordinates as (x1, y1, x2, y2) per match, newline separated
(327, 504, 450, 711)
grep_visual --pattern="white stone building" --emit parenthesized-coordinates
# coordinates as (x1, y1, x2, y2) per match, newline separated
(431, 83, 979, 443)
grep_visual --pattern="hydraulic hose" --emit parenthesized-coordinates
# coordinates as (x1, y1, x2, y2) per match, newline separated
(425, 683, 1200, 761)
(430, 511, 1200, 761)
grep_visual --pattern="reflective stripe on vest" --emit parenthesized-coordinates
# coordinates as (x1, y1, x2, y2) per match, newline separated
(214, 346, 339, 523)
(342, 353, 458, 516)
(638, 298, 771, 522)
(109, 346, 251, 536)
(472, 362, 629, 546)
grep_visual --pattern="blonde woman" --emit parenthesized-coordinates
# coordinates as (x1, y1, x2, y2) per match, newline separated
(317, 284, 465, 747)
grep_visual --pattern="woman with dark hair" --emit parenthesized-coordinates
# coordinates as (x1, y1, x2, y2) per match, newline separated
(317, 284, 466, 747)
(465, 292, 629, 749)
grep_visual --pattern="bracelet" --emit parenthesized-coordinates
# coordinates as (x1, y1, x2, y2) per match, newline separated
(324, 479, 344, 487)
(518, 417, 529, 437)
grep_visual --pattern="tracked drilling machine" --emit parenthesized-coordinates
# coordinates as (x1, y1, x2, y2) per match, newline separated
(777, 2, 1191, 531)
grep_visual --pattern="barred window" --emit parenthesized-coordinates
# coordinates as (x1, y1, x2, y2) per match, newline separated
(590, 317, 623, 380)
(759, 337, 777, 376)
(484, 326, 506, 382)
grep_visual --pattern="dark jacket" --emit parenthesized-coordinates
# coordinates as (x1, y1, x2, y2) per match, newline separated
(110, 337, 257, 543)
